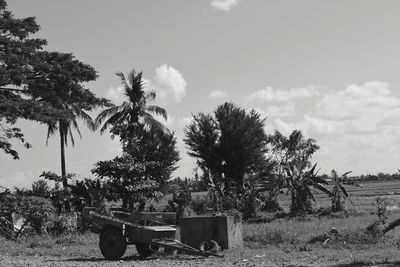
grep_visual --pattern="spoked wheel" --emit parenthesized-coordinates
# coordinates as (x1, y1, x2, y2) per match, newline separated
(135, 242, 159, 258)
(99, 228, 127, 260)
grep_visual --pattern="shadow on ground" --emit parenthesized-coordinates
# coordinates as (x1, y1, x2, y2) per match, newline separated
(63, 254, 206, 263)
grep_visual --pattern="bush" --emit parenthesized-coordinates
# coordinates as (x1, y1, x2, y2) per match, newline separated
(48, 213, 78, 235)
(16, 196, 55, 234)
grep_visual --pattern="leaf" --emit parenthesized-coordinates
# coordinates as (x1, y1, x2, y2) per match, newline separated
(339, 184, 349, 198)
(314, 183, 332, 197)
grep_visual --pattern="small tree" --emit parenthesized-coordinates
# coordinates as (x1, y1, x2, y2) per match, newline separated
(185, 103, 270, 203)
(331, 170, 350, 212)
(267, 130, 320, 212)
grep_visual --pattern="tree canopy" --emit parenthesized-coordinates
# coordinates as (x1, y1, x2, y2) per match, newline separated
(184, 102, 270, 187)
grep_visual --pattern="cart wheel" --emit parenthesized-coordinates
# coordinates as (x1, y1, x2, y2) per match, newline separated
(135, 242, 159, 258)
(99, 228, 127, 260)
(199, 240, 220, 253)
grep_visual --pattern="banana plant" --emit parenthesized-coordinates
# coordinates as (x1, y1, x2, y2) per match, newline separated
(331, 170, 351, 212)
(284, 161, 331, 214)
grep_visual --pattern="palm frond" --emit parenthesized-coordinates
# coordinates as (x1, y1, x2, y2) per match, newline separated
(146, 105, 167, 120)
(76, 110, 95, 131)
(143, 113, 170, 135)
(68, 126, 75, 147)
(342, 171, 352, 177)
(339, 184, 349, 198)
(71, 119, 82, 139)
(46, 123, 58, 145)
(314, 183, 332, 196)
(145, 90, 157, 102)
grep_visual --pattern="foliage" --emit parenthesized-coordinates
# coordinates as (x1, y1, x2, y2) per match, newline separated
(70, 178, 107, 212)
(268, 130, 320, 171)
(0, 0, 63, 159)
(16, 196, 55, 234)
(92, 156, 162, 209)
(95, 69, 168, 136)
(26, 51, 110, 189)
(284, 162, 331, 214)
(92, 126, 179, 209)
(184, 102, 270, 192)
(48, 215, 78, 235)
(266, 130, 321, 214)
(93, 70, 178, 209)
(331, 170, 351, 212)
(373, 197, 389, 225)
(31, 179, 51, 198)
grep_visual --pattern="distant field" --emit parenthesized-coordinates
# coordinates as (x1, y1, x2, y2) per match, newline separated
(277, 180, 400, 213)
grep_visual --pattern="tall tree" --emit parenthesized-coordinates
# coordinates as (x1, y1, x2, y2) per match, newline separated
(184, 102, 270, 188)
(93, 69, 177, 209)
(26, 51, 110, 188)
(95, 69, 168, 136)
(0, 0, 65, 159)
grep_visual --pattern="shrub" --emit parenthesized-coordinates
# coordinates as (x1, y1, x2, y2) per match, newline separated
(16, 196, 55, 234)
(48, 213, 78, 235)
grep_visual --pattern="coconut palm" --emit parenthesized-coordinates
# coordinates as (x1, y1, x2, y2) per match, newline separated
(46, 107, 96, 188)
(95, 69, 168, 136)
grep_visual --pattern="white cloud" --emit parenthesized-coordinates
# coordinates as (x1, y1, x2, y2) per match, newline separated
(153, 64, 187, 103)
(246, 86, 320, 103)
(208, 90, 227, 99)
(269, 81, 400, 175)
(210, 0, 242, 11)
(316, 81, 400, 120)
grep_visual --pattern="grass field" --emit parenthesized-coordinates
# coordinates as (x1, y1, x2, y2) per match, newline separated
(2, 180, 400, 266)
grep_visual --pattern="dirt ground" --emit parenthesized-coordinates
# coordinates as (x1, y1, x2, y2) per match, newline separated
(3, 246, 400, 267)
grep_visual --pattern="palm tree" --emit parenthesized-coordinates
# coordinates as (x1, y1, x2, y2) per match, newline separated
(46, 107, 96, 188)
(95, 69, 168, 135)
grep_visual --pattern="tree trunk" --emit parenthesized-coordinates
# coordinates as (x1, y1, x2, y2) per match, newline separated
(291, 187, 312, 215)
(59, 122, 70, 212)
(59, 123, 67, 188)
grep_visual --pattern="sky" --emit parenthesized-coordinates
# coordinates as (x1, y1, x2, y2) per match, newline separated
(2, 0, 400, 189)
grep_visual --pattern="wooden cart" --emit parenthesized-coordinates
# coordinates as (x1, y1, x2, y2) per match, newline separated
(86, 209, 223, 260)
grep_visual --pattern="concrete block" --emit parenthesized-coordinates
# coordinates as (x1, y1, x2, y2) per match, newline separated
(180, 215, 243, 250)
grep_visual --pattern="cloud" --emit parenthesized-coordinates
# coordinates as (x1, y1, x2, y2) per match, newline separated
(316, 81, 399, 120)
(256, 102, 296, 118)
(210, 0, 242, 11)
(268, 81, 400, 175)
(246, 86, 320, 103)
(152, 64, 187, 103)
(208, 90, 227, 99)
